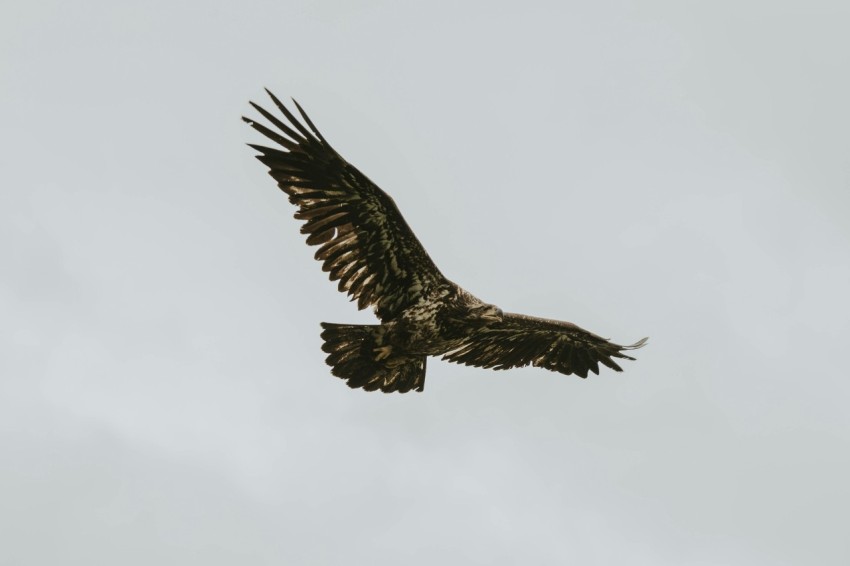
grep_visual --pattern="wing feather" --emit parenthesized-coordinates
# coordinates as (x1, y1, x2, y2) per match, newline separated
(443, 313, 647, 378)
(244, 91, 446, 320)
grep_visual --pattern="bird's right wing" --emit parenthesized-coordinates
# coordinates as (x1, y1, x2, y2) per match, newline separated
(443, 312, 648, 378)
(244, 90, 448, 321)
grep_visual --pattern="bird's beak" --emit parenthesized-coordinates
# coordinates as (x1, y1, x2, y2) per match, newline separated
(479, 306, 504, 323)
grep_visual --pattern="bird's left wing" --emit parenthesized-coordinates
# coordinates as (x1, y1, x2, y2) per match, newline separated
(443, 313, 648, 378)
(244, 90, 447, 321)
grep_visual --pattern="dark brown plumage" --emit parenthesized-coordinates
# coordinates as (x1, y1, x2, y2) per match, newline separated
(244, 90, 647, 393)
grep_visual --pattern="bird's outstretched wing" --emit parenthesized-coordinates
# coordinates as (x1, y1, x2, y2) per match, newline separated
(443, 313, 648, 378)
(244, 90, 446, 321)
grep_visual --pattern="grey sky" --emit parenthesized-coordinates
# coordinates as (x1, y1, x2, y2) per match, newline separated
(2, 0, 849, 564)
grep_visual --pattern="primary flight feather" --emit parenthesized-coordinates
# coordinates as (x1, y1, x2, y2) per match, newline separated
(244, 90, 647, 393)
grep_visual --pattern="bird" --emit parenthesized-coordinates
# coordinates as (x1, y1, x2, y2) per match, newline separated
(243, 89, 647, 393)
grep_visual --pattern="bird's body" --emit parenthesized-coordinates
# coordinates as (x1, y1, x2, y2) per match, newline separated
(377, 285, 499, 356)
(244, 90, 647, 393)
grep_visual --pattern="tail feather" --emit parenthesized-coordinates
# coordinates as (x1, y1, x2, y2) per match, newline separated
(319, 323, 426, 393)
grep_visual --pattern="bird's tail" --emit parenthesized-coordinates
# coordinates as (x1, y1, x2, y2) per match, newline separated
(319, 323, 426, 393)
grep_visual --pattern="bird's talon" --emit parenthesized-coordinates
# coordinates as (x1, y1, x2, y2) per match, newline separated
(373, 345, 392, 361)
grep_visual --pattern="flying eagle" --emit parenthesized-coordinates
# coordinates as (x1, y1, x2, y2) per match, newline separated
(244, 90, 647, 393)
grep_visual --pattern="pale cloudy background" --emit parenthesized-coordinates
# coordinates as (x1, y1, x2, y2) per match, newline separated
(2, 0, 849, 564)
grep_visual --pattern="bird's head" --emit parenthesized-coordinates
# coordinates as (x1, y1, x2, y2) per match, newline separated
(469, 303, 504, 327)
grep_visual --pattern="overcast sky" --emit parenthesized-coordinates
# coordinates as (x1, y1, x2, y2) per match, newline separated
(2, 0, 850, 564)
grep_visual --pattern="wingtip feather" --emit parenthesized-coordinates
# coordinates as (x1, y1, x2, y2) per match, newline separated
(291, 98, 326, 143)
(625, 337, 649, 350)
